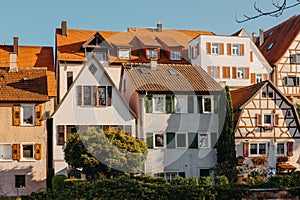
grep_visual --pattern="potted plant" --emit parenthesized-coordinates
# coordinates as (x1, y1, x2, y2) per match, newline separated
(252, 156, 268, 166)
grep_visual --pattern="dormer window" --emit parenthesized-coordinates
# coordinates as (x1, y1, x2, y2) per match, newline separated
(171, 51, 181, 60)
(118, 48, 131, 60)
(147, 49, 159, 59)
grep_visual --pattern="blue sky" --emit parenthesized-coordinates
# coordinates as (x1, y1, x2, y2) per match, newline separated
(0, 0, 298, 46)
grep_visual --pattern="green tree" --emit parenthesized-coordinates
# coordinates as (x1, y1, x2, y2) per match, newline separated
(215, 86, 238, 182)
(64, 128, 148, 180)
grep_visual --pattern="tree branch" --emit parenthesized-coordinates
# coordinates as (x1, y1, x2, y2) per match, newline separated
(236, 0, 300, 23)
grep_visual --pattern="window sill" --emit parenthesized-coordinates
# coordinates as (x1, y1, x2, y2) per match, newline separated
(20, 159, 36, 162)
(0, 159, 13, 162)
(20, 124, 35, 127)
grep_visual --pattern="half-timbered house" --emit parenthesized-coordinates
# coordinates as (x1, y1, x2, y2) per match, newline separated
(231, 81, 300, 172)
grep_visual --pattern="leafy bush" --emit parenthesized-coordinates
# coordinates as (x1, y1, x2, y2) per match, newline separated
(51, 174, 67, 191)
(199, 176, 213, 186)
(215, 184, 249, 200)
(269, 175, 292, 188)
(215, 175, 229, 186)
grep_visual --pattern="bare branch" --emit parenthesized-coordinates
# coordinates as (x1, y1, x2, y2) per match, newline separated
(236, 0, 300, 23)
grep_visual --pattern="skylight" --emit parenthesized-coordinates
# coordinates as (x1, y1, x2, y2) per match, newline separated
(168, 69, 178, 75)
(267, 42, 275, 50)
(140, 68, 150, 74)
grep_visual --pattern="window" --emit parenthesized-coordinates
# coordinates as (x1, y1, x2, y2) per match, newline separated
(22, 144, 34, 159)
(283, 76, 300, 86)
(250, 143, 267, 155)
(147, 50, 158, 59)
(154, 133, 164, 148)
(118, 48, 130, 59)
(211, 43, 220, 54)
(166, 132, 175, 148)
(175, 96, 187, 113)
(188, 96, 194, 113)
(267, 42, 275, 50)
(146, 133, 153, 149)
(199, 169, 210, 177)
(165, 172, 177, 182)
(95, 52, 106, 60)
(188, 132, 198, 149)
(170, 51, 181, 60)
(277, 143, 285, 155)
(256, 74, 263, 83)
(237, 67, 245, 79)
(77, 85, 112, 106)
(203, 96, 213, 113)
(67, 71, 73, 90)
(268, 91, 274, 98)
(210, 66, 217, 78)
(15, 175, 25, 188)
(0, 144, 12, 160)
(153, 96, 165, 113)
(232, 44, 240, 55)
(291, 54, 300, 64)
(21, 104, 34, 126)
(89, 63, 98, 75)
(262, 91, 267, 98)
(264, 114, 272, 125)
(199, 133, 208, 148)
(176, 133, 187, 148)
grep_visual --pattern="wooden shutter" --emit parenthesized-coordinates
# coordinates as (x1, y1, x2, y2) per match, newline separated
(12, 144, 20, 160)
(13, 105, 20, 126)
(240, 44, 245, 56)
(232, 67, 237, 79)
(35, 105, 42, 126)
(206, 42, 211, 54)
(146, 133, 153, 149)
(222, 66, 230, 79)
(207, 66, 212, 76)
(107, 86, 112, 106)
(145, 95, 153, 113)
(216, 66, 220, 78)
(77, 86, 82, 106)
(197, 96, 203, 113)
(263, 74, 268, 81)
(287, 142, 293, 156)
(35, 144, 41, 160)
(243, 141, 249, 157)
(196, 43, 200, 55)
(251, 73, 256, 84)
(227, 43, 232, 55)
(57, 125, 65, 145)
(250, 51, 253, 62)
(245, 67, 250, 79)
(220, 43, 224, 55)
(256, 114, 262, 126)
(273, 113, 279, 127)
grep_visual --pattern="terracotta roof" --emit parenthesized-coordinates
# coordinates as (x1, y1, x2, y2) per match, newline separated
(123, 63, 222, 92)
(0, 45, 55, 97)
(0, 68, 48, 102)
(135, 35, 161, 47)
(256, 15, 300, 65)
(56, 26, 215, 63)
(231, 81, 267, 111)
(156, 36, 183, 48)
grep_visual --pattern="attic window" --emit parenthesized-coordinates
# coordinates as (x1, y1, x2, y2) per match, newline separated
(168, 69, 178, 75)
(89, 63, 98, 75)
(140, 68, 150, 74)
(267, 42, 275, 50)
(268, 31, 273, 36)
(23, 77, 29, 83)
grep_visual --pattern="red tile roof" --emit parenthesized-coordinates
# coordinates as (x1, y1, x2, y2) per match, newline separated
(123, 63, 222, 92)
(256, 15, 300, 66)
(0, 45, 56, 97)
(0, 68, 48, 102)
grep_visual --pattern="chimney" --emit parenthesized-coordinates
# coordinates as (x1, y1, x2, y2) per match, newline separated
(150, 57, 157, 70)
(157, 22, 162, 32)
(61, 21, 67, 37)
(13, 37, 18, 54)
(259, 29, 264, 46)
(9, 37, 18, 72)
(252, 32, 257, 43)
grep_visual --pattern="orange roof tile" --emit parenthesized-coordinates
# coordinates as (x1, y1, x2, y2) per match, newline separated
(256, 15, 300, 66)
(123, 63, 222, 92)
(0, 68, 48, 102)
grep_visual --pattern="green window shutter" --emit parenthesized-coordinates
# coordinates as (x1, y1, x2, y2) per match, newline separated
(145, 95, 153, 113)
(210, 132, 218, 148)
(166, 132, 176, 148)
(178, 172, 186, 178)
(188, 132, 198, 149)
(197, 96, 203, 113)
(146, 133, 153, 149)
(188, 96, 194, 113)
(297, 77, 300, 86)
(283, 77, 288, 86)
(213, 95, 219, 113)
(166, 95, 174, 113)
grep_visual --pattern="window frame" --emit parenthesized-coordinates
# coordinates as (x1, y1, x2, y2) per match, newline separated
(237, 67, 245, 79)
(256, 74, 263, 83)
(211, 43, 220, 55)
(153, 95, 165, 113)
(175, 95, 187, 113)
(154, 133, 164, 148)
(147, 49, 159, 59)
(20, 104, 35, 126)
(15, 175, 26, 188)
(198, 133, 209, 148)
(118, 48, 131, 60)
(21, 143, 35, 161)
(202, 96, 213, 113)
(263, 114, 272, 126)
(249, 142, 267, 156)
(176, 133, 187, 148)
(231, 44, 240, 56)
(170, 51, 181, 60)
(0, 143, 12, 161)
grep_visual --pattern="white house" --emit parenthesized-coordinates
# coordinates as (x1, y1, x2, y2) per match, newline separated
(119, 61, 224, 180)
(188, 29, 272, 88)
(49, 56, 136, 176)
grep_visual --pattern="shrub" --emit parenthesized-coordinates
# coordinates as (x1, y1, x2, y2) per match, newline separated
(269, 175, 292, 188)
(215, 175, 229, 186)
(51, 174, 67, 191)
(252, 156, 268, 165)
(216, 184, 249, 200)
(199, 176, 213, 186)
